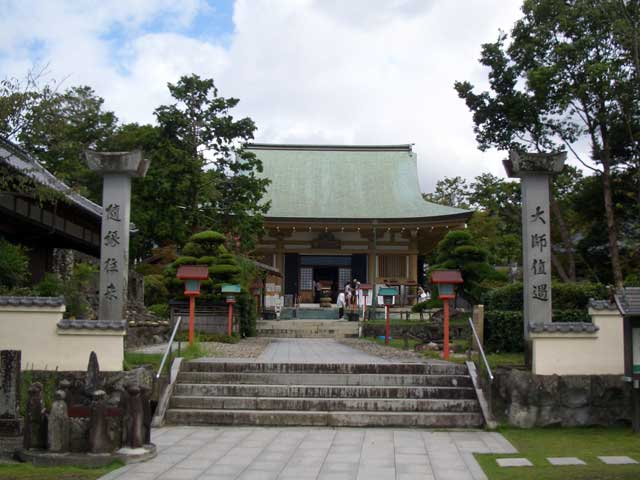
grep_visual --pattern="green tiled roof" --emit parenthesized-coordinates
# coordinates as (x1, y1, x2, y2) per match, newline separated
(248, 144, 472, 220)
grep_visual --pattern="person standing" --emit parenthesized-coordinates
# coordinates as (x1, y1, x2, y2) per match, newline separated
(336, 291, 346, 319)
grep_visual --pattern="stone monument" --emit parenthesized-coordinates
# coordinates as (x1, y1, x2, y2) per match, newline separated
(23, 382, 46, 450)
(504, 151, 566, 348)
(86, 150, 150, 323)
(0, 350, 22, 437)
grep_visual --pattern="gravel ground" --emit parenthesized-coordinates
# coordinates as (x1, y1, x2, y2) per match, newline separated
(337, 338, 447, 363)
(130, 337, 272, 358)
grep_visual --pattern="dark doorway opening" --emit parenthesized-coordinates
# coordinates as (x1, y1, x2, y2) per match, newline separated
(314, 266, 339, 302)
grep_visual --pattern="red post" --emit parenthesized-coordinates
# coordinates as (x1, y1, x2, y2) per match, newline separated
(385, 305, 390, 345)
(227, 302, 233, 336)
(188, 295, 195, 346)
(443, 298, 450, 360)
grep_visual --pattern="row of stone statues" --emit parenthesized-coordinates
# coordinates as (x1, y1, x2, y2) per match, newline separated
(23, 352, 153, 454)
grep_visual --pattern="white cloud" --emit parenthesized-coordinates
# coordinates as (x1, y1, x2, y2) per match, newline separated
(1, 0, 533, 191)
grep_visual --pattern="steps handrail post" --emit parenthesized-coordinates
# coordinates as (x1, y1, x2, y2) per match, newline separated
(468, 316, 493, 382)
(157, 316, 182, 379)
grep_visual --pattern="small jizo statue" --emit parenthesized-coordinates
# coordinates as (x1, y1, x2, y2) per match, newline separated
(89, 390, 111, 453)
(140, 385, 152, 445)
(125, 384, 144, 448)
(23, 382, 46, 450)
(48, 390, 70, 453)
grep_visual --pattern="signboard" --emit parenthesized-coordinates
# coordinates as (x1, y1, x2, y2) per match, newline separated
(633, 328, 640, 374)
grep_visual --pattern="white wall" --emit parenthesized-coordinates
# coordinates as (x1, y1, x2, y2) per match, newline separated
(531, 309, 624, 375)
(0, 304, 124, 371)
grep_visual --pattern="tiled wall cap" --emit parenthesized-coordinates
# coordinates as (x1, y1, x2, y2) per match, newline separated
(0, 296, 65, 306)
(529, 322, 599, 333)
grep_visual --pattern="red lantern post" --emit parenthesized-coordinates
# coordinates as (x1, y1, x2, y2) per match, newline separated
(379, 287, 398, 345)
(430, 270, 464, 360)
(176, 265, 210, 346)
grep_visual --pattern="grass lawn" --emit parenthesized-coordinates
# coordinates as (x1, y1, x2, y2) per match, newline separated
(0, 461, 122, 480)
(123, 341, 208, 373)
(476, 427, 640, 480)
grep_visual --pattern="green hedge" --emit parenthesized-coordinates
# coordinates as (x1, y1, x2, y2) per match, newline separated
(485, 311, 524, 353)
(484, 282, 607, 310)
(485, 309, 593, 353)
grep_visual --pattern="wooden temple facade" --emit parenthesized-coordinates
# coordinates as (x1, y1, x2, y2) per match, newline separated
(249, 144, 472, 306)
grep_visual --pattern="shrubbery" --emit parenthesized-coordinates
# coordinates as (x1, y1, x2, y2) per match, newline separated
(144, 274, 168, 306)
(483, 281, 608, 353)
(0, 237, 30, 290)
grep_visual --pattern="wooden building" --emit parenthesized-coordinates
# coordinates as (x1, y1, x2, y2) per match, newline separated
(249, 144, 472, 306)
(0, 138, 102, 281)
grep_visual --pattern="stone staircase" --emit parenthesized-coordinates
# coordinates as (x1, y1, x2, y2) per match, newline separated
(165, 362, 484, 428)
(256, 319, 359, 338)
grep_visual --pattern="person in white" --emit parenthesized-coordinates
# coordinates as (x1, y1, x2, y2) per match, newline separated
(418, 286, 429, 302)
(336, 291, 346, 319)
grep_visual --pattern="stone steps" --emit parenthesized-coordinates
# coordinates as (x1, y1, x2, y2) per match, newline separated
(169, 395, 481, 413)
(177, 372, 473, 387)
(165, 409, 484, 427)
(165, 361, 484, 428)
(181, 362, 469, 375)
(256, 319, 359, 338)
(173, 383, 477, 400)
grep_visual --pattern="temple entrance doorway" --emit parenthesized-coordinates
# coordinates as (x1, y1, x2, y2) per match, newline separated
(313, 266, 339, 302)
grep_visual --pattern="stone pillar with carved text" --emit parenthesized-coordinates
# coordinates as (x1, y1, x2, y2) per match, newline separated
(504, 151, 566, 341)
(86, 151, 150, 323)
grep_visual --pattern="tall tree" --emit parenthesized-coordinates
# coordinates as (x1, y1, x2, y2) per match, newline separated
(455, 0, 639, 288)
(422, 176, 470, 208)
(17, 85, 118, 201)
(154, 75, 270, 252)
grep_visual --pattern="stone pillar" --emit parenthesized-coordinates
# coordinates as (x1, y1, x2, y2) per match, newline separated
(0, 350, 22, 437)
(504, 151, 566, 341)
(86, 151, 150, 322)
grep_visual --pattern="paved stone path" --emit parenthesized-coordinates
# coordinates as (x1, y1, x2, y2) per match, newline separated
(256, 338, 391, 364)
(100, 426, 517, 480)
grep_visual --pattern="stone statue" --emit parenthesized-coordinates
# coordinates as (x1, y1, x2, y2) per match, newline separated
(85, 352, 101, 395)
(23, 382, 46, 450)
(58, 379, 73, 407)
(88, 390, 111, 453)
(140, 385, 152, 445)
(47, 390, 69, 453)
(125, 384, 144, 448)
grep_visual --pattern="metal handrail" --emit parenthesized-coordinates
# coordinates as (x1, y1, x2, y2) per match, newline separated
(157, 316, 182, 379)
(468, 316, 494, 382)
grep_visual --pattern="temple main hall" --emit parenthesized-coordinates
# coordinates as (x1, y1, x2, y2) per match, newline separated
(249, 143, 472, 307)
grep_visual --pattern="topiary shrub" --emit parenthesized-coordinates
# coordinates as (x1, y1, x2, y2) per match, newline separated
(411, 298, 443, 313)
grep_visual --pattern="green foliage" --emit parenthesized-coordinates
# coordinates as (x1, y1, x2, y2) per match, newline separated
(148, 303, 169, 319)
(173, 256, 198, 266)
(484, 311, 524, 353)
(484, 282, 608, 311)
(411, 298, 443, 313)
(175, 331, 239, 343)
(430, 230, 504, 304)
(190, 230, 226, 244)
(455, 0, 639, 288)
(33, 273, 64, 297)
(135, 263, 164, 276)
(143, 274, 169, 306)
(237, 293, 257, 337)
(63, 263, 97, 319)
(626, 273, 640, 287)
(209, 264, 241, 277)
(0, 237, 30, 289)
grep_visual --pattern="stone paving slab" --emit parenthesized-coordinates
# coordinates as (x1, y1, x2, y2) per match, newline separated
(598, 455, 639, 465)
(100, 427, 517, 480)
(547, 457, 586, 466)
(496, 458, 533, 467)
(257, 338, 391, 364)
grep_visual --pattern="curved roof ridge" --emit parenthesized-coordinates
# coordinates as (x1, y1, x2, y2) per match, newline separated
(248, 143, 413, 152)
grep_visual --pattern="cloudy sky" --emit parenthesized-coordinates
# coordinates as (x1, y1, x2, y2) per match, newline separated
(1, 0, 532, 192)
